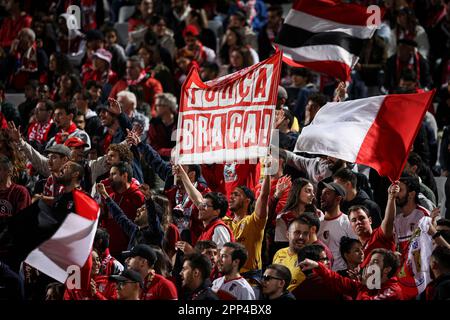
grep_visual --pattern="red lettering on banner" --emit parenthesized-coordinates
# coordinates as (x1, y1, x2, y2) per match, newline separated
(243, 111, 261, 147)
(226, 111, 244, 149)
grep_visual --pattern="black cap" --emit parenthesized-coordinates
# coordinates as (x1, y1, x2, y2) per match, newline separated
(320, 181, 346, 198)
(110, 269, 144, 288)
(122, 244, 157, 267)
(86, 29, 105, 42)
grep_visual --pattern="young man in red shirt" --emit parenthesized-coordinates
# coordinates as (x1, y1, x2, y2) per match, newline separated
(124, 244, 178, 300)
(348, 182, 399, 268)
(173, 165, 235, 252)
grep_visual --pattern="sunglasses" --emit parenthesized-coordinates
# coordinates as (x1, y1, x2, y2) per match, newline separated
(262, 275, 283, 282)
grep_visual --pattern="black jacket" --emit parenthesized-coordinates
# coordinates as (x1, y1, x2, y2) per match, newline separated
(341, 190, 382, 228)
(265, 290, 296, 301)
(190, 281, 219, 301)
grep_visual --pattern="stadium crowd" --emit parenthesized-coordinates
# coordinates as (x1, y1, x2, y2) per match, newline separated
(0, 0, 450, 300)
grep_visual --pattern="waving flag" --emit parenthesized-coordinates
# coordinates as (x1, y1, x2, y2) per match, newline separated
(275, 0, 380, 81)
(294, 91, 435, 181)
(24, 190, 100, 285)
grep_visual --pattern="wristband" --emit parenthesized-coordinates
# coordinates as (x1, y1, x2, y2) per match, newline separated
(432, 231, 442, 240)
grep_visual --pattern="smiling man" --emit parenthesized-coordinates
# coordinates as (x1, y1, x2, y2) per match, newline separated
(272, 218, 310, 291)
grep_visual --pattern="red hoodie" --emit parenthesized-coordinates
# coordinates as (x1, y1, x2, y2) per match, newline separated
(101, 180, 145, 255)
(314, 262, 404, 300)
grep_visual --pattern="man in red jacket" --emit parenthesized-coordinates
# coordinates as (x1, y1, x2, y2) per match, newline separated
(101, 162, 145, 257)
(299, 248, 404, 300)
(124, 244, 178, 300)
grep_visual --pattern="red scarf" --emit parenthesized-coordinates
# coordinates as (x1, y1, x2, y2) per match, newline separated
(43, 175, 65, 197)
(127, 70, 148, 86)
(55, 122, 77, 144)
(27, 119, 54, 144)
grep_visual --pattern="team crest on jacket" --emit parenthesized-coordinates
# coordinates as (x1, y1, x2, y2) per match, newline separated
(323, 230, 329, 240)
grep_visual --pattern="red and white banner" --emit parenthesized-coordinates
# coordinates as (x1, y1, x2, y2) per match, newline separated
(174, 51, 282, 164)
(294, 90, 435, 181)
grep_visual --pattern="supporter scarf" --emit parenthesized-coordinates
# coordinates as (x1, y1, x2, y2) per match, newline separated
(27, 119, 54, 144)
(43, 175, 65, 197)
(127, 70, 148, 86)
(54, 122, 77, 144)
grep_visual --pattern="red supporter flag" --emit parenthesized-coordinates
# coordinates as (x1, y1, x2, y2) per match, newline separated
(174, 51, 282, 164)
(294, 90, 436, 182)
(275, 0, 382, 81)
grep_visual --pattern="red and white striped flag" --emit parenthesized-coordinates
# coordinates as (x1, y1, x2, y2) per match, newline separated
(25, 190, 100, 286)
(275, 0, 380, 81)
(294, 91, 436, 181)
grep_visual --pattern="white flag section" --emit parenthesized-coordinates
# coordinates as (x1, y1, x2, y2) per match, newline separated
(294, 91, 434, 181)
(295, 96, 385, 162)
(397, 217, 433, 299)
(25, 191, 100, 284)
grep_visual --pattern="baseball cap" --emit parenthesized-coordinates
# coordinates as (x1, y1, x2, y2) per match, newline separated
(64, 137, 88, 148)
(320, 181, 347, 198)
(122, 244, 157, 267)
(183, 24, 200, 37)
(45, 144, 71, 157)
(92, 48, 112, 65)
(110, 269, 144, 288)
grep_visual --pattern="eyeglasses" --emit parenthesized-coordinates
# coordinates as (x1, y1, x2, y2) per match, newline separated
(197, 202, 214, 210)
(318, 257, 330, 262)
(262, 275, 283, 282)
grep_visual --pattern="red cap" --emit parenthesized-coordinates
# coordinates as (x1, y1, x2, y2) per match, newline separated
(64, 137, 88, 148)
(183, 24, 200, 37)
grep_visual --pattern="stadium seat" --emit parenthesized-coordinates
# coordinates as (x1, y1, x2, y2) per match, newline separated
(5, 93, 26, 107)
(114, 22, 129, 47)
(118, 5, 135, 23)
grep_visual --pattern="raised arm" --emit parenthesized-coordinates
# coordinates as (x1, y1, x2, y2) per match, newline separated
(381, 182, 399, 239)
(255, 160, 272, 220)
(172, 164, 204, 207)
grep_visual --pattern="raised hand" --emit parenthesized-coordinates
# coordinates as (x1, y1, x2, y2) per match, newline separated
(139, 183, 152, 200)
(298, 258, 319, 271)
(96, 183, 108, 199)
(333, 81, 347, 102)
(387, 181, 400, 198)
(7, 121, 21, 142)
(126, 128, 140, 146)
(275, 109, 286, 129)
(107, 97, 122, 115)
(274, 175, 292, 198)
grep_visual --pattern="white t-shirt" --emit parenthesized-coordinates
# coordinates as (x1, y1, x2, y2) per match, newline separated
(394, 206, 429, 250)
(318, 213, 357, 271)
(212, 276, 256, 300)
